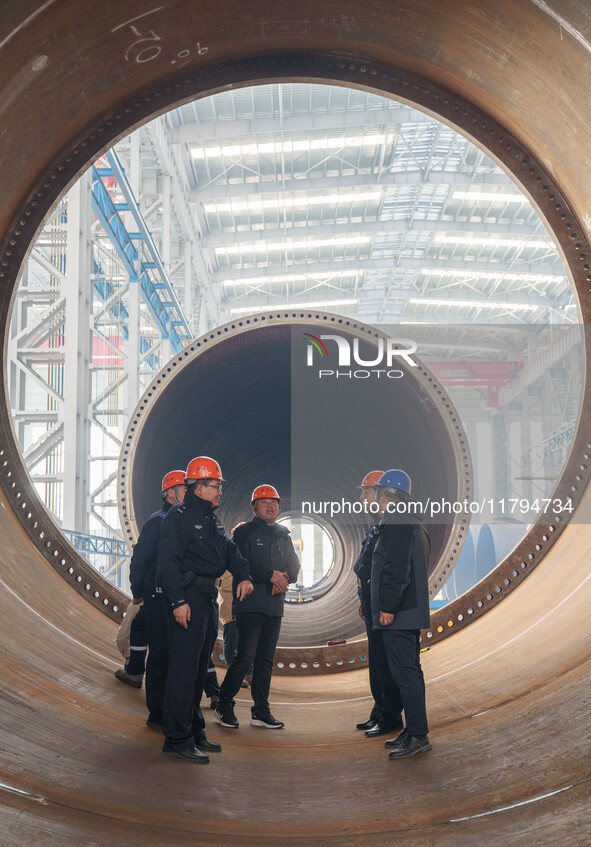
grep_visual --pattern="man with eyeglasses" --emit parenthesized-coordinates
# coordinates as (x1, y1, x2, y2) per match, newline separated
(215, 485, 300, 730)
(156, 456, 253, 763)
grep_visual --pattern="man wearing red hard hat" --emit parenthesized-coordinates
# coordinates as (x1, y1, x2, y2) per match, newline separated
(156, 457, 253, 763)
(117, 470, 186, 728)
(215, 484, 300, 731)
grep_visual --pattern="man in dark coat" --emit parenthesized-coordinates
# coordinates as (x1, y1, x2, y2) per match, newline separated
(157, 456, 253, 763)
(370, 469, 432, 759)
(116, 469, 186, 720)
(353, 470, 404, 738)
(215, 485, 300, 730)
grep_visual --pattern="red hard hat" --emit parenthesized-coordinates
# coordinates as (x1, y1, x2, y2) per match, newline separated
(251, 484, 281, 503)
(161, 470, 186, 493)
(358, 470, 385, 489)
(185, 456, 226, 483)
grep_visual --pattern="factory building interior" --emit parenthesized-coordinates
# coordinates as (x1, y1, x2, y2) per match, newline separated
(0, 2, 590, 844)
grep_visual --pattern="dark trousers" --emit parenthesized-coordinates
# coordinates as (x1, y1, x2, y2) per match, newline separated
(219, 613, 282, 714)
(204, 656, 220, 698)
(162, 586, 219, 750)
(143, 594, 168, 721)
(381, 629, 429, 737)
(126, 606, 147, 675)
(360, 589, 403, 726)
(223, 619, 253, 674)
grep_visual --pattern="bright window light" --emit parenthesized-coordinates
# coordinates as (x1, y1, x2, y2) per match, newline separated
(216, 236, 372, 255)
(204, 191, 383, 214)
(433, 235, 555, 249)
(408, 297, 539, 311)
(452, 191, 530, 203)
(419, 269, 565, 283)
(191, 134, 394, 159)
(229, 298, 358, 314)
(222, 270, 362, 286)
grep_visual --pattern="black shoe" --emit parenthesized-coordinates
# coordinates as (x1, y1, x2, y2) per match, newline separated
(114, 668, 143, 689)
(356, 718, 378, 731)
(250, 712, 284, 729)
(194, 736, 222, 752)
(387, 734, 432, 759)
(162, 745, 209, 763)
(384, 727, 408, 747)
(214, 706, 239, 729)
(365, 721, 404, 738)
(146, 716, 163, 730)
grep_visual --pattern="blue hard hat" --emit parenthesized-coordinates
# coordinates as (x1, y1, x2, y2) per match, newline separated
(376, 469, 412, 496)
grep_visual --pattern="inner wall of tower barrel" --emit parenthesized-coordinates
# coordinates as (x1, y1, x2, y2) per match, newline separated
(130, 322, 461, 647)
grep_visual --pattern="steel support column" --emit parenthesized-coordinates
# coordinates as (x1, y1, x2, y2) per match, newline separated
(62, 174, 92, 531)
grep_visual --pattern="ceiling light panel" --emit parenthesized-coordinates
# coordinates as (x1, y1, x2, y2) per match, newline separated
(408, 297, 539, 311)
(433, 235, 556, 249)
(221, 270, 363, 286)
(230, 298, 359, 314)
(203, 191, 383, 214)
(215, 236, 373, 255)
(452, 191, 530, 203)
(191, 134, 395, 159)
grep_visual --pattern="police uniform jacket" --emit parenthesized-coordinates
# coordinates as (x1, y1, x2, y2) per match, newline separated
(370, 516, 430, 631)
(156, 489, 251, 609)
(353, 523, 378, 598)
(129, 500, 172, 599)
(231, 516, 300, 617)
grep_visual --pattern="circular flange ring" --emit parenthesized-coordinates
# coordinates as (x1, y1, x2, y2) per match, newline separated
(0, 53, 589, 664)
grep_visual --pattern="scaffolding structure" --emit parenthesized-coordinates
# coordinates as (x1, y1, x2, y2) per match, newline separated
(8, 120, 220, 571)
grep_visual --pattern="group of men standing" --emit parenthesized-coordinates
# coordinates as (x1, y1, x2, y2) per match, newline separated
(126, 456, 300, 763)
(353, 469, 431, 759)
(120, 455, 431, 763)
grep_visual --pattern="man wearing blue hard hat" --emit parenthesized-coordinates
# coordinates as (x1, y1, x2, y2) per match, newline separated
(370, 469, 432, 759)
(353, 470, 403, 738)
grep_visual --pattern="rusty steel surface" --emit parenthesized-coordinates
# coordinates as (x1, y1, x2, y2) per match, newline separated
(0, 0, 591, 843)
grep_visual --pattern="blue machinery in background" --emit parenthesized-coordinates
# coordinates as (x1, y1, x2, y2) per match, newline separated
(62, 530, 130, 589)
(90, 149, 192, 354)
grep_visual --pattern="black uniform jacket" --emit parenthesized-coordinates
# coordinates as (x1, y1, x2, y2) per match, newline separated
(231, 516, 300, 617)
(353, 523, 379, 587)
(156, 490, 251, 609)
(129, 501, 172, 599)
(370, 516, 431, 631)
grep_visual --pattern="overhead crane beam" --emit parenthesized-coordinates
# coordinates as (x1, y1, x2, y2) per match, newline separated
(204, 217, 554, 247)
(173, 105, 434, 143)
(214, 257, 566, 282)
(193, 169, 513, 201)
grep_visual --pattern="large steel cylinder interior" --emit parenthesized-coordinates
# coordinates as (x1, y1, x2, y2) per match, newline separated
(1, 2, 591, 845)
(122, 317, 467, 647)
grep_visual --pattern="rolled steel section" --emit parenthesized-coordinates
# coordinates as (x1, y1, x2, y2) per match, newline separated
(1, 39, 591, 657)
(118, 313, 472, 653)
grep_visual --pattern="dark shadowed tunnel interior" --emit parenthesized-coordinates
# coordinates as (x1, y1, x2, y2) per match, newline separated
(1, 1, 591, 844)
(122, 317, 467, 646)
